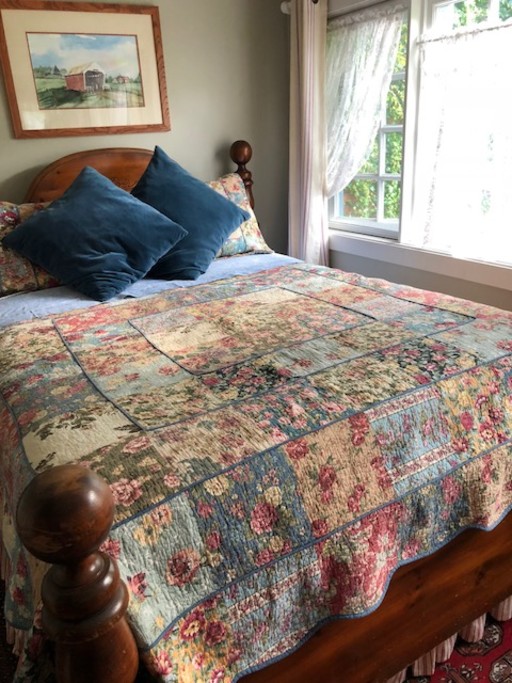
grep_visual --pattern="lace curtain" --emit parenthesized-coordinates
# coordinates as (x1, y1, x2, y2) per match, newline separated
(325, 2, 405, 198)
(408, 22, 512, 266)
(288, 0, 328, 265)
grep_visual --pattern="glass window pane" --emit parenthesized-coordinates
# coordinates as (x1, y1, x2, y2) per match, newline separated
(386, 80, 405, 125)
(394, 22, 408, 74)
(384, 181, 401, 220)
(342, 180, 377, 219)
(449, 0, 489, 27)
(469, 0, 490, 22)
(435, 2, 459, 29)
(385, 133, 403, 174)
(359, 140, 379, 174)
(500, 0, 512, 19)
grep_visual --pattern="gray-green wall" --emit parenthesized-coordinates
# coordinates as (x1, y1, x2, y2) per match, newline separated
(0, 0, 290, 253)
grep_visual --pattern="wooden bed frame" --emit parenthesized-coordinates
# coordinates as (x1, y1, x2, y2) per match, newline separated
(10, 143, 512, 683)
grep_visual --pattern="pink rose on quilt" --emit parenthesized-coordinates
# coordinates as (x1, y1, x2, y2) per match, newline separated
(209, 669, 226, 683)
(285, 438, 309, 461)
(311, 518, 329, 538)
(488, 406, 504, 424)
(151, 650, 173, 675)
(254, 548, 275, 567)
(163, 472, 181, 489)
(110, 478, 143, 506)
(205, 620, 227, 647)
(206, 531, 222, 550)
(12, 587, 25, 606)
(151, 506, 172, 526)
(127, 572, 150, 601)
(349, 412, 370, 446)
(166, 548, 201, 587)
(180, 609, 206, 641)
(441, 476, 462, 504)
(227, 647, 242, 665)
(460, 411, 474, 431)
(197, 501, 214, 518)
(250, 501, 278, 535)
(16, 554, 28, 578)
(452, 437, 469, 453)
(122, 435, 151, 454)
(192, 652, 206, 669)
(100, 538, 121, 560)
(479, 420, 496, 442)
(318, 465, 337, 492)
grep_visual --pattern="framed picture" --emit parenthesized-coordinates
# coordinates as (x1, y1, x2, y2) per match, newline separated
(0, 0, 170, 138)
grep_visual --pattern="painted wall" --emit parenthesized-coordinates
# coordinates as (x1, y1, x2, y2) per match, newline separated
(330, 250, 512, 311)
(0, 0, 290, 253)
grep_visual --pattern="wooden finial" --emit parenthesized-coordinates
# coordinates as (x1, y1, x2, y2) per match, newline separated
(230, 140, 254, 209)
(16, 465, 139, 683)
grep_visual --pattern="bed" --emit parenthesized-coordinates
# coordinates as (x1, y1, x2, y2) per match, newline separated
(0, 143, 511, 683)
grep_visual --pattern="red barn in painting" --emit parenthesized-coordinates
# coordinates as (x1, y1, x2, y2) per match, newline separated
(64, 63, 105, 92)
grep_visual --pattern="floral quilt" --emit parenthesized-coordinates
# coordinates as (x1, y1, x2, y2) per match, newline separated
(1, 263, 511, 683)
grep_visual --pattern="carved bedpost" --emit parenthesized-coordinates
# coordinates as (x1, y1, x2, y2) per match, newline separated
(230, 140, 254, 209)
(16, 465, 139, 683)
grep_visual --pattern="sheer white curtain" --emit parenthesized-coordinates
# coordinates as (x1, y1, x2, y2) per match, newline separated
(325, 2, 405, 198)
(408, 22, 512, 266)
(288, 0, 328, 265)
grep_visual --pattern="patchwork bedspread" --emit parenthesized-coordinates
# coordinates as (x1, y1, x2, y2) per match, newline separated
(1, 263, 512, 682)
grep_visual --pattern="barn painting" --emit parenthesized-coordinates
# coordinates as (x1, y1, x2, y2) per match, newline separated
(26, 33, 144, 110)
(64, 63, 105, 92)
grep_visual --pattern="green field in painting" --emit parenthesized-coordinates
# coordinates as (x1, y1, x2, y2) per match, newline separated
(34, 78, 144, 110)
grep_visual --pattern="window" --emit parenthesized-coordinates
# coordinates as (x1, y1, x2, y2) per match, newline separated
(431, 0, 512, 29)
(331, 22, 407, 239)
(329, 0, 512, 267)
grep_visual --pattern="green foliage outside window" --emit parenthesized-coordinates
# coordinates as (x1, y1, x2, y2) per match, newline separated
(341, 22, 407, 222)
(452, 0, 512, 25)
(500, 0, 512, 20)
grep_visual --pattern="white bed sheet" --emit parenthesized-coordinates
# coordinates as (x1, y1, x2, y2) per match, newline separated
(0, 254, 300, 328)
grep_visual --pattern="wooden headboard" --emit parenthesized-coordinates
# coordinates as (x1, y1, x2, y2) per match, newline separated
(24, 141, 255, 207)
(24, 148, 153, 203)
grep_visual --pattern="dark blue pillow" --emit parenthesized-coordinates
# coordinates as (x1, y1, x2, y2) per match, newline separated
(132, 146, 250, 280)
(2, 167, 187, 301)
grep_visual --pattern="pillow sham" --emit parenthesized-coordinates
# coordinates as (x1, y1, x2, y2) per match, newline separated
(0, 201, 60, 297)
(131, 146, 250, 280)
(208, 173, 273, 257)
(2, 167, 188, 302)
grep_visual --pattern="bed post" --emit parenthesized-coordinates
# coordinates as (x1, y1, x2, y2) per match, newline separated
(230, 140, 254, 208)
(16, 465, 139, 683)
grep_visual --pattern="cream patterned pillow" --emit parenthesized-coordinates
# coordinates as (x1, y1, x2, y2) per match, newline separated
(0, 201, 59, 296)
(208, 174, 273, 257)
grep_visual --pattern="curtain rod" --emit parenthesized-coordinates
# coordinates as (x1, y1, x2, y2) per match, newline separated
(281, 1, 320, 14)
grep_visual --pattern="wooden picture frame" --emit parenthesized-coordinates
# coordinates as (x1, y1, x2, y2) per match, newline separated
(0, 0, 170, 138)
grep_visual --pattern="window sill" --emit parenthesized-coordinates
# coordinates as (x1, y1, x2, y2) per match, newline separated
(329, 229, 512, 292)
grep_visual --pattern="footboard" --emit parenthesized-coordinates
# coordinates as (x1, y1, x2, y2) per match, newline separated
(15, 464, 512, 683)
(16, 465, 139, 683)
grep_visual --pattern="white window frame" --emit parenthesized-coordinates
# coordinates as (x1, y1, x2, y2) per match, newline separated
(328, 0, 512, 296)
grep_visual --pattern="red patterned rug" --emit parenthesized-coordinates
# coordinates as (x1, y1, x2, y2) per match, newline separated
(1, 580, 511, 683)
(405, 617, 512, 683)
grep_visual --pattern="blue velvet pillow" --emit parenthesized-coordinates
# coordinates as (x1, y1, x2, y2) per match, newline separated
(2, 167, 187, 301)
(131, 146, 250, 279)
